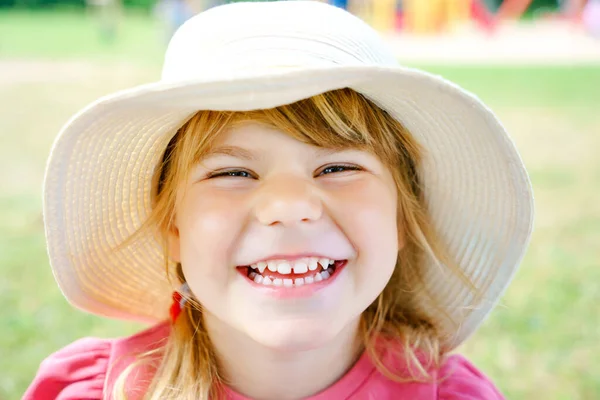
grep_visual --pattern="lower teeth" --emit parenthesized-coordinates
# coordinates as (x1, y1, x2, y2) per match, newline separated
(249, 267, 336, 287)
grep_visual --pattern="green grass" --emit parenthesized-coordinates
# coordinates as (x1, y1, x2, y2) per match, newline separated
(421, 65, 600, 107)
(1, 10, 600, 400)
(0, 9, 164, 62)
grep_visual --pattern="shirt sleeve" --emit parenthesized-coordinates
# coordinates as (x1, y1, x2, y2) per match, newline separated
(437, 354, 505, 400)
(23, 337, 111, 400)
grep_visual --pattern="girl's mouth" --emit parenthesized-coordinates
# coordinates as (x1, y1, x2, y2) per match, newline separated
(236, 257, 347, 290)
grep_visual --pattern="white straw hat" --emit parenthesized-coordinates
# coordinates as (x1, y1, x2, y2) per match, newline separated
(43, 0, 534, 349)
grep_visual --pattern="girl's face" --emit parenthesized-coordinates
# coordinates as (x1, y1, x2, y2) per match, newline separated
(170, 121, 401, 351)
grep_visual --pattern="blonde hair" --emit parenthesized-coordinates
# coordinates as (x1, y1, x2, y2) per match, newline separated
(113, 88, 477, 399)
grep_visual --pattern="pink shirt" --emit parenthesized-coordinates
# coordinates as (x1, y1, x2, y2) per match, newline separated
(24, 322, 504, 399)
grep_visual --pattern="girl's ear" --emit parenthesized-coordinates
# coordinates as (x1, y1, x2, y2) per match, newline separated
(167, 223, 181, 263)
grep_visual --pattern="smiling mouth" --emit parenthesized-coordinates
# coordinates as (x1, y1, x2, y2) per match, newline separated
(237, 258, 347, 288)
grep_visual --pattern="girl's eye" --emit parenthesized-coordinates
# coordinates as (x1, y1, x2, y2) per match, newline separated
(208, 169, 255, 179)
(317, 164, 362, 176)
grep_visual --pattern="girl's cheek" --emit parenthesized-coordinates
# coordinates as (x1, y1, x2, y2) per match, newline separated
(178, 193, 246, 258)
(192, 208, 236, 234)
(184, 188, 246, 224)
(329, 181, 398, 257)
(180, 210, 237, 286)
(331, 178, 397, 222)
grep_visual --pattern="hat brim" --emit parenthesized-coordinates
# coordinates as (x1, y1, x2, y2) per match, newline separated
(43, 65, 533, 349)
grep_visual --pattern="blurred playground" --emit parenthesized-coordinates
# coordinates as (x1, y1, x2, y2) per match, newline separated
(2, 0, 599, 65)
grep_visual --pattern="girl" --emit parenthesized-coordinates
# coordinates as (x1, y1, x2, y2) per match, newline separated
(24, 1, 533, 399)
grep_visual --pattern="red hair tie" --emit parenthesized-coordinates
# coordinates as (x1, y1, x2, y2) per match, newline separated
(169, 283, 191, 323)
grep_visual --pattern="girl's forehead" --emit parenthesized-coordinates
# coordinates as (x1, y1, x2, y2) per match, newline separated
(222, 120, 280, 138)
(200, 121, 373, 166)
(215, 120, 321, 150)
(187, 105, 388, 163)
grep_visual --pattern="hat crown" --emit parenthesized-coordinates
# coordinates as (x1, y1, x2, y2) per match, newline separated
(161, 1, 398, 82)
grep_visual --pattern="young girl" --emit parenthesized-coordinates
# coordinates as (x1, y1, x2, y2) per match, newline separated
(24, 1, 534, 399)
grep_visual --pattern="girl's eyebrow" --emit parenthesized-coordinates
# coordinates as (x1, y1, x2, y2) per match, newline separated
(203, 145, 256, 161)
(202, 144, 354, 162)
(313, 147, 338, 157)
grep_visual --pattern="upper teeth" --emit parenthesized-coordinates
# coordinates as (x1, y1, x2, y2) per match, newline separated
(251, 257, 334, 275)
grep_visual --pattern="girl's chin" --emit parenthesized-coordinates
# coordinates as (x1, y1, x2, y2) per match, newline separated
(244, 322, 339, 351)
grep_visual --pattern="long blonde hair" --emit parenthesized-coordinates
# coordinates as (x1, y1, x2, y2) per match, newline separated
(113, 88, 477, 399)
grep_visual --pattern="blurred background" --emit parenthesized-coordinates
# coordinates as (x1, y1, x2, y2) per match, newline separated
(1, 0, 599, 399)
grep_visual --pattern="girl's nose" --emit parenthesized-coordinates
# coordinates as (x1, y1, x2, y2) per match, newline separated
(254, 176, 323, 227)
